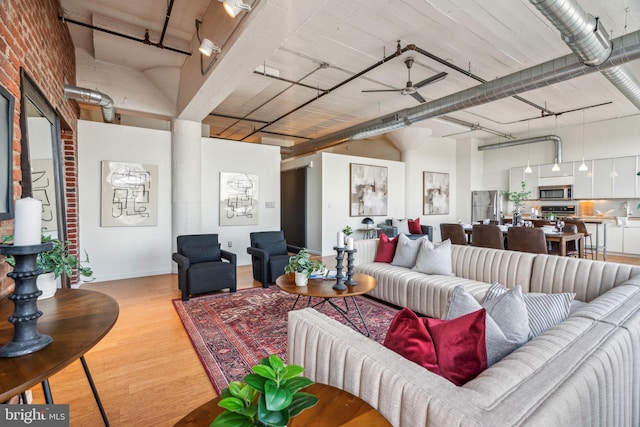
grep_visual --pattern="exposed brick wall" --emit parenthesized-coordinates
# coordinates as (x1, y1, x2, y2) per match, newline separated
(0, 0, 79, 297)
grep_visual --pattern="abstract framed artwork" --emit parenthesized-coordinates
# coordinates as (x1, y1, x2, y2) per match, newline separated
(220, 172, 259, 226)
(101, 161, 158, 227)
(0, 83, 14, 220)
(423, 171, 450, 215)
(350, 163, 388, 216)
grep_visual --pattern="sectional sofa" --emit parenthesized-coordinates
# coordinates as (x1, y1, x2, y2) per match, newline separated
(288, 238, 640, 426)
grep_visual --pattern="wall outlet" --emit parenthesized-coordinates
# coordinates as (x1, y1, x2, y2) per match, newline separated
(265, 201, 275, 208)
(227, 241, 232, 247)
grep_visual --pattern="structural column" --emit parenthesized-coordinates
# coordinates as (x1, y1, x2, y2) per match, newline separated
(172, 120, 203, 256)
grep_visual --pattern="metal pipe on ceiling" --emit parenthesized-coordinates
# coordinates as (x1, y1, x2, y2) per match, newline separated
(64, 85, 115, 123)
(530, 0, 640, 109)
(477, 135, 562, 163)
(159, 0, 175, 45)
(286, 29, 640, 159)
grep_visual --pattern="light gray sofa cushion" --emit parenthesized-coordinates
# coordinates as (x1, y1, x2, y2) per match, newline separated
(413, 238, 453, 276)
(446, 285, 529, 365)
(391, 234, 429, 268)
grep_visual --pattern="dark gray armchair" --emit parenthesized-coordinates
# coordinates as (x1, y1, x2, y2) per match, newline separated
(172, 234, 237, 301)
(247, 231, 302, 288)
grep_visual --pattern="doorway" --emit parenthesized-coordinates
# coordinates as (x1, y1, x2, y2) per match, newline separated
(281, 168, 306, 247)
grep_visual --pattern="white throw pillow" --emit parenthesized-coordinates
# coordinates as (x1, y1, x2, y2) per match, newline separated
(482, 282, 575, 338)
(446, 285, 530, 365)
(412, 239, 453, 276)
(392, 218, 410, 235)
(391, 234, 428, 268)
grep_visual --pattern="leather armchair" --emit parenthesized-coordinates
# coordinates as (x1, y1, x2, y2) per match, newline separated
(247, 231, 302, 288)
(172, 234, 237, 301)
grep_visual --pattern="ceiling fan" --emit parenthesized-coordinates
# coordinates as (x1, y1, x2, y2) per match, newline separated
(362, 57, 447, 103)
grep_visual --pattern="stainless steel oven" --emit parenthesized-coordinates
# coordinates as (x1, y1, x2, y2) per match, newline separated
(540, 205, 576, 218)
(539, 185, 572, 200)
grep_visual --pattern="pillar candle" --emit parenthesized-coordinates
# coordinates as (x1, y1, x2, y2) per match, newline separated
(13, 197, 42, 246)
(346, 237, 354, 250)
(337, 231, 345, 248)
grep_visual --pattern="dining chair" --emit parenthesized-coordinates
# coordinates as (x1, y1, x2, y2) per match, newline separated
(564, 219, 594, 259)
(548, 224, 580, 257)
(471, 224, 505, 249)
(507, 227, 548, 254)
(440, 223, 468, 245)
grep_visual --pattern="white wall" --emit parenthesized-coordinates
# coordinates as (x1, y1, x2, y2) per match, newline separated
(321, 152, 405, 254)
(78, 121, 172, 282)
(201, 138, 282, 265)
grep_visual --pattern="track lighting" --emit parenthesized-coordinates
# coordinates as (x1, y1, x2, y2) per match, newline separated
(199, 38, 221, 56)
(222, 0, 251, 18)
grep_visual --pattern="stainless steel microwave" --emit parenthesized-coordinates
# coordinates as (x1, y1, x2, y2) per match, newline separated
(539, 185, 572, 200)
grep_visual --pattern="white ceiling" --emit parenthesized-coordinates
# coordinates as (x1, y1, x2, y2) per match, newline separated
(59, 0, 640, 148)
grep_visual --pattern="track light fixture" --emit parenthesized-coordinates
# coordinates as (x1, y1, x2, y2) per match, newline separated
(222, 0, 252, 18)
(199, 38, 221, 56)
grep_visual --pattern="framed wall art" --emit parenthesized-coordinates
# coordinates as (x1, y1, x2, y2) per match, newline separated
(101, 161, 158, 227)
(0, 83, 14, 220)
(423, 171, 450, 215)
(220, 172, 259, 226)
(350, 163, 388, 216)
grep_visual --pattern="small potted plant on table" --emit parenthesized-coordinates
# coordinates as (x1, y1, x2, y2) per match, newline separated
(211, 354, 318, 427)
(284, 248, 324, 287)
(2, 234, 93, 298)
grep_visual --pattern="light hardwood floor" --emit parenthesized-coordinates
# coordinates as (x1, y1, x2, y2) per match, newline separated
(27, 254, 640, 426)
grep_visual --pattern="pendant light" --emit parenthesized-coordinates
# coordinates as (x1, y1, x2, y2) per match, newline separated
(551, 115, 560, 171)
(578, 110, 588, 171)
(524, 122, 532, 173)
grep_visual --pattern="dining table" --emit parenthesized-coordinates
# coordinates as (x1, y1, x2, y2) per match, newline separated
(463, 224, 584, 257)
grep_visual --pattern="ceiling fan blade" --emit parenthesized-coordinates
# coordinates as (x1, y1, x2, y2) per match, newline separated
(410, 92, 427, 103)
(362, 89, 401, 93)
(414, 72, 448, 89)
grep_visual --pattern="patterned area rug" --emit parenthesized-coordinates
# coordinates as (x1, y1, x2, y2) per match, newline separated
(173, 286, 398, 393)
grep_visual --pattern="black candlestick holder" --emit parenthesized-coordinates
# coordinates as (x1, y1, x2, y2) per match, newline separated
(332, 246, 346, 291)
(0, 242, 53, 357)
(345, 248, 357, 286)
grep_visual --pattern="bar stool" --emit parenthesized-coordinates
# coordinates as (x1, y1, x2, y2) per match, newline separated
(565, 219, 594, 259)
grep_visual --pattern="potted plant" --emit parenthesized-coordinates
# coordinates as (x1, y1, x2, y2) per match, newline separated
(2, 234, 93, 299)
(342, 225, 353, 237)
(211, 354, 319, 427)
(506, 182, 531, 227)
(284, 248, 324, 286)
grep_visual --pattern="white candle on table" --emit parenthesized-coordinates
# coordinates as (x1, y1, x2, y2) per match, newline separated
(346, 237, 354, 250)
(13, 197, 42, 246)
(337, 231, 344, 248)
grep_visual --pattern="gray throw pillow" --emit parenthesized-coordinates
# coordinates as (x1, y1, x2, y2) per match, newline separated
(412, 239, 453, 276)
(392, 218, 410, 235)
(182, 244, 222, 263)
(446, 285, 530, 366)
(482, 282, 575, 339)
(391, 234, 427, 268)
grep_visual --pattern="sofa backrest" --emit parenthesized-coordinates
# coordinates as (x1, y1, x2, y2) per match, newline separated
(451, 244, 536, 292)
(530, 254, 640, 302)
(353, 238, 378, 265)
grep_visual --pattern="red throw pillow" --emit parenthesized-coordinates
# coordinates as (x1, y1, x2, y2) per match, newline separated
(383, 308, 439, 374)
(408, 217, 422, 234)
(374, 232, 399, 263)
(424, 309, 487, 386)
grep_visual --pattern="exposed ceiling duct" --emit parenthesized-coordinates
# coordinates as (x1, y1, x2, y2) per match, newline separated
(530, 0, 640, 109)
(285, 28, 640, 159)
(477, 135, 562, 164)
(64, 85, 115, 123)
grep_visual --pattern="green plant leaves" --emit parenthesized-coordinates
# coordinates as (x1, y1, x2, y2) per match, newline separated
(210, 410, 254, 427)
(257, 394, 290, 427)
(243, 373, 266, 393)
(281, 365, 304, 380)
(217, 396, 245, 412)
(252, 364, 276, 380)
(283, 376, 314, 394)
(264, 380, 293, 411)
(288, 392, 319, 418)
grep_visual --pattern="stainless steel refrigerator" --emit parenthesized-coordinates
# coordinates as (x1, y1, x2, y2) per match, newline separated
(471, 190, 505, 223)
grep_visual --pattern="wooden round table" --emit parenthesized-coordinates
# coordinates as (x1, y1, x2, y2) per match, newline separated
(173, 382, 391, 426)
(276, 273, 377, 336)
(0, 288, 119, 424)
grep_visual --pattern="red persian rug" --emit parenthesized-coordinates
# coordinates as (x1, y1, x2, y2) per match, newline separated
(173, 287, 397, 392)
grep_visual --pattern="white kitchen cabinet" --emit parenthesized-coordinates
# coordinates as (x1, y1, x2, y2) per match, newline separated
(605, 224, 624, 253)
(509, 166, 537, 199)
(573, 160, 593, 199)
(539, 162, 574, 178)
(612, 156, 637, 198)
(592, 158, 613, 199)
(623, 227, 640, 255)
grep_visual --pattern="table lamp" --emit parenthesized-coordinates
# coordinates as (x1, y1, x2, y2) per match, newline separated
(361, 217, 374, 229)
